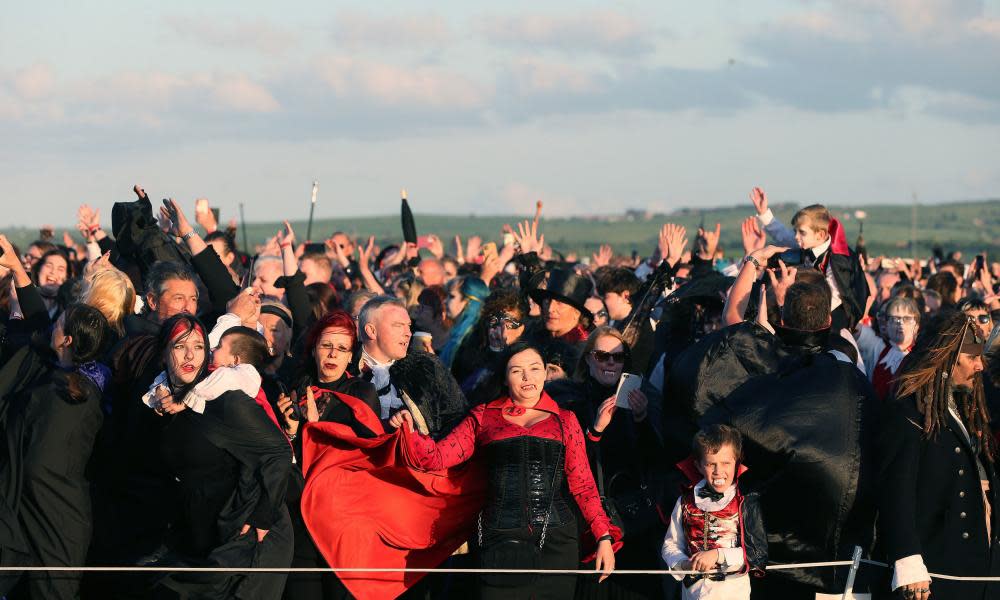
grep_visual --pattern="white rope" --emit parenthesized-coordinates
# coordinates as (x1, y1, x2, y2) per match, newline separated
(2, 561, 999, 581)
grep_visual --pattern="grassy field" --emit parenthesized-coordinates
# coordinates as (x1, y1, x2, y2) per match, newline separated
(3, 199, 998, 261)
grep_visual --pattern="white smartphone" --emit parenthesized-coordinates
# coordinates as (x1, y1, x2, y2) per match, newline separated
(615, 373, 642, 409)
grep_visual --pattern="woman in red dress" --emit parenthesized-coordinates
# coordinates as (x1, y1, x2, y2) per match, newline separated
(389, 341, 620, 599)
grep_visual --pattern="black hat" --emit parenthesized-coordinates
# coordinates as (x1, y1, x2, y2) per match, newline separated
(529, 268, 594, 320)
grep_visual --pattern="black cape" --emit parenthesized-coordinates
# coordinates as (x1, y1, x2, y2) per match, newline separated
(700, 351, 879, 598)
(0, 345, 105, 598)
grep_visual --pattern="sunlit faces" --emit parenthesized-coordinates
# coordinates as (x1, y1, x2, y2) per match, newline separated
(446, 287, 468, 320)
(149, 279, 199, 323)
(965, 309, 993, 340)
(37, 253, 68, 289)
(698, 444, 738, 494)
(952, 352, 984, 389)
(543, 298, 581, 337)
(260, 313, 292, 357)
(49, 312, 72, 366)
(167, 329, 206, 386)
(792, 218, 829, 251)
(365, 304, 412, 362)
(585, 297, 608, 327)
(506, 348, 546, 404)
(885, 311, 919, 349)
(212, 335, 239, 368)
(602, 291, 632, 322)
(586, 334, 626, 386)
(487, 312, 525, 352)
(252, 260, 284, 298)
(314, 327, 354, 382)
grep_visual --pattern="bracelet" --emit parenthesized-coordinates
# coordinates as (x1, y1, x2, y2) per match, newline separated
(598, 534, 614, 543)
(280, 242, 291, 249)
(181, 230, 197, 242)
(586, 428, 603, 442)
(287, 432, 297, 441)
(88, 225, 100, 233)
(744, 255, 762, 271)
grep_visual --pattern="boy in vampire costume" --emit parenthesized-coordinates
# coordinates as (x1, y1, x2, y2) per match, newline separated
(665, 281, 879, 598)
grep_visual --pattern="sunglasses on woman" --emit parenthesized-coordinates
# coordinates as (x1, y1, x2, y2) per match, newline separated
(973, 314, 992, 325)
(590, 350, 626, 363)
(488, 315, 523, 330)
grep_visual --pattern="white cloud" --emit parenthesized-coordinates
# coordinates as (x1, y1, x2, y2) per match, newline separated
(504, 58, 602, 95)
(162, 15, 297, 55)
(332, 11, 452, 49)
(315, 56, 488, 109)
(480, 11, 654, 56)
(12, 63, 55, 99)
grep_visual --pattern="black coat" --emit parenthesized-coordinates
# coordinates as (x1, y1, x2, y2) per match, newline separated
(877, 395, 1000, 600)
(0, 345, 105, 599)
(388, 350, 469, 439)
(155, 389, 294, 599)
(701, 352, 879, 598)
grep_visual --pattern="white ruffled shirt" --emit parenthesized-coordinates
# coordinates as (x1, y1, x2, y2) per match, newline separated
(142, 364, 262, 414)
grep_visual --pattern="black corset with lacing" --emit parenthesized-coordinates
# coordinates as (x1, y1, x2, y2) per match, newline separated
(480, 436, 575, 530)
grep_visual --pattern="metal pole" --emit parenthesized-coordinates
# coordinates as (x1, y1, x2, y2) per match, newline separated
(306, 181, 318, 242)
(239, 202, 248, 255)
(841, 545, 863, 600)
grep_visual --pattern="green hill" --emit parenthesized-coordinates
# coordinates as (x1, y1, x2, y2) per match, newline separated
(4, 199, 998, 261)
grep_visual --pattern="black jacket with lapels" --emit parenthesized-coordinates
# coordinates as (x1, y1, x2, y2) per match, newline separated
(877, 394, 1000, 600)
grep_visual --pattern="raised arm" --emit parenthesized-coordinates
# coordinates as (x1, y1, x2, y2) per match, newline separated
(391, 407, 481, 471)
(751, 187, 798, 248)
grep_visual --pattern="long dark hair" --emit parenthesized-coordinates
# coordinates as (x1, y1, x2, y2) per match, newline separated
(157, 313, 210, 402)
(895, 311, 993, 461)
(59, 303, 111, 403)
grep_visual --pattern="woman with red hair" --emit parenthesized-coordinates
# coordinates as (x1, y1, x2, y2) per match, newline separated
(277, 308, 382, 599)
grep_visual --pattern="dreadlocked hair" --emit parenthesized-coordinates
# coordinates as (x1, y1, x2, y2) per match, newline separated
(894, 311, 993, 462)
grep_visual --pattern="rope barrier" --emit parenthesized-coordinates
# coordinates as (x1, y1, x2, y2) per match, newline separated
(0, 560, 998, 580)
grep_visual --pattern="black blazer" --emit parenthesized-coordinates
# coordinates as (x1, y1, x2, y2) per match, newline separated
(877, 395, 1000, 600)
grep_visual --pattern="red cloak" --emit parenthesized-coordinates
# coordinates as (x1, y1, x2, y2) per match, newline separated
(300, 393, 485, 600)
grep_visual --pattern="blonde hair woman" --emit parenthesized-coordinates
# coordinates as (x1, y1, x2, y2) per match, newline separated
(79, 268, 137, 336)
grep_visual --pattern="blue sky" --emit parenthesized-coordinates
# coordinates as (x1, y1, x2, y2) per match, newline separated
(2, 0, 999, 227)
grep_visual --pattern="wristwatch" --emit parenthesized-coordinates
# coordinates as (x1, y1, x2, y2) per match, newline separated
(744, 255, 762, 271)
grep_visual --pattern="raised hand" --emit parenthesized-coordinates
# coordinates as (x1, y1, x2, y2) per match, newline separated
(426, 234, 444, 260)
(593, 396, 616, 433)
(357, 236, 376, 271)
(194, 198, 218, 233)
(513, 219, 544, 255)
(133, 184, 146, 199)
(276, 220, 296, 249)
(696, 223, 722, 261)
(659, 223, 688, 267)
(765, 259, 798, 308)
(750, 187, 768, 216)
(454, 235, 465, 264)
(592, 244, 613, 267)
(159, 198, 194, 237)
(741, 216, 766, 255)
(277, 392, 299, 436)
(466, 235, 482, 262)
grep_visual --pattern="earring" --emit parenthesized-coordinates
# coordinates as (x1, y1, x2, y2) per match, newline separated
(941, 371, 949, 380)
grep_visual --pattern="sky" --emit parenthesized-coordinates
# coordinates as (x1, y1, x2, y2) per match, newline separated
(1, 0, 999, 227)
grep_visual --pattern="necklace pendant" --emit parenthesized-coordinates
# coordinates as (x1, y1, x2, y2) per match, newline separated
(505, 405, 526, 417)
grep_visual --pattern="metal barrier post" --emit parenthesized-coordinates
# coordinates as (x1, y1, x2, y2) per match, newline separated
(841, 546, 863, 600)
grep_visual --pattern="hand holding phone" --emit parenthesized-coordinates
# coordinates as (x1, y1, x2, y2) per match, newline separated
(615, 373, 642, 409)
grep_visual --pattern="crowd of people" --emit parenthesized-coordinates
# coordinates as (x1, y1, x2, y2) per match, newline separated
(0, 185, 997, 600)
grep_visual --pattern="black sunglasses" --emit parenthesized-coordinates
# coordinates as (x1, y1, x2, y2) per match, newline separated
(974, 314, 992, 325)
(591, 350, 626, 363)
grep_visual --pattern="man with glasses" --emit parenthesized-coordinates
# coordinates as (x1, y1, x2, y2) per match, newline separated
(855, 296, 921, 400)
(960, 299, 995, 341)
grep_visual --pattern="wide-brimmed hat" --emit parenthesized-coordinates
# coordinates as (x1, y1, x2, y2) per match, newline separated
(529, 269, 594, 320)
